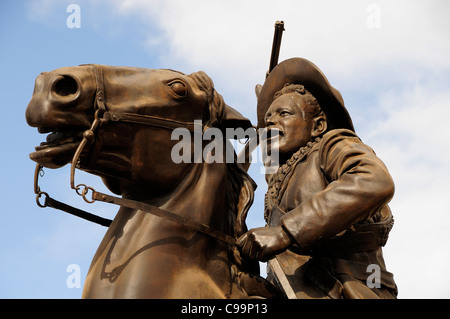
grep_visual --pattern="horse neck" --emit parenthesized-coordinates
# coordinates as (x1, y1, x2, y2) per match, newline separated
(158, 161, 229, 229)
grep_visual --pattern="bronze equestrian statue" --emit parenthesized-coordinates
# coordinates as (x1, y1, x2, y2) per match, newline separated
(25, 64, 279, 298)
(25, 59, 398, 299)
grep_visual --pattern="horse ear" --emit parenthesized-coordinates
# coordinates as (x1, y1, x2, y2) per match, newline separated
(222, 104, 254, 130)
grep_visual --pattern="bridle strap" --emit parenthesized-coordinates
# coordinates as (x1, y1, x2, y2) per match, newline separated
(90, 190, 235, 245)
(35, 163, 235, 245)
(93, 64, 107, 114)
(34, 164, 112, 227)
(102, 111, 201, 131)
(88, 64, 200, 131)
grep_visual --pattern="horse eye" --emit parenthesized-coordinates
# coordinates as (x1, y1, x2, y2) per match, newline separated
(169, 81, 187, 97)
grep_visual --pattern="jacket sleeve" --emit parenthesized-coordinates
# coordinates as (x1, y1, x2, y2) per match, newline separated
(279, 129, 395, 250)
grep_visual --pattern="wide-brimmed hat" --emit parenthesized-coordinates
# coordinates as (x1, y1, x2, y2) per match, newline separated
(256, 57, 354, 132)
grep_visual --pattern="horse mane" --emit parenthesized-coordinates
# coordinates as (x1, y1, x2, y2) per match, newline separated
(189, 71, 256, 239)
(189, 71, 260, 277)
(189, 71, 226, 130)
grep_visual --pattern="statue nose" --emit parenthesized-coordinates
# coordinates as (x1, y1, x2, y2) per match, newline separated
(265, 114, 277, 127)
(51, 75, 79, 101)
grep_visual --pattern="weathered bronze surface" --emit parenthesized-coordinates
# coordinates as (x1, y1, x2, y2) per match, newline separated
(237, 57, 397, 299)
(25, 36, 397, 299)
(26, 64, 280, 298)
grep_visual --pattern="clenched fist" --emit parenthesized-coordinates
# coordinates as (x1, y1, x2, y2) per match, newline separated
(236, 225, 293, 261)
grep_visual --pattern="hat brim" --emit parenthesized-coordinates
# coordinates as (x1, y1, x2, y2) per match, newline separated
(257, 57, 354, 132)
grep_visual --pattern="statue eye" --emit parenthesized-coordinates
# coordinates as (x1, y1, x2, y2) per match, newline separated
(168, 80, 187, 97)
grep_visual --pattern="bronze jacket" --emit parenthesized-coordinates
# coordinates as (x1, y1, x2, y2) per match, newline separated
(265, 129, 397, 299)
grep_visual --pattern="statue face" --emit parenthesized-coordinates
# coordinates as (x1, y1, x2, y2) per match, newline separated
(264, 93, 314, 161)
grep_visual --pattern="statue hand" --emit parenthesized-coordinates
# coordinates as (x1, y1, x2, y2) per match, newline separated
(236, 226, 293, 262)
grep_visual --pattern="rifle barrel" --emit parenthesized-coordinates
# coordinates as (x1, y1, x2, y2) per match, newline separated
(267, 21, 285, 76)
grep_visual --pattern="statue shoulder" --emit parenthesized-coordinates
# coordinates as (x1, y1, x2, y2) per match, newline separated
(318, 128, 363, 160)
(321, 128, 360, 146)
(318, 128, 370, 177)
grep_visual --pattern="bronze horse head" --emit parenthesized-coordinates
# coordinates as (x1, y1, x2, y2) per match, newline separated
(25, 64, 280, 298)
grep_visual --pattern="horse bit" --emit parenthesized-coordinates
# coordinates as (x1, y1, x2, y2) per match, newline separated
(33, 64, 235, 245)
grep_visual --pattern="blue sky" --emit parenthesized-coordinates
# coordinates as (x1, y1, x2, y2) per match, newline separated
(1, 0, 449, 299)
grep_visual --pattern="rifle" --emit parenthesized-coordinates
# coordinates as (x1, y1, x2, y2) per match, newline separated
(267, 20, 285, 78)
(238, 21, 285, 170)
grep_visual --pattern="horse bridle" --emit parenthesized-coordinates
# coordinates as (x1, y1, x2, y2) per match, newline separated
(34, 64, 235, 245)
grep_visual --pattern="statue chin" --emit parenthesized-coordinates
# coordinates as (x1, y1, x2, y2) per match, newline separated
(29, 142, 78, 169)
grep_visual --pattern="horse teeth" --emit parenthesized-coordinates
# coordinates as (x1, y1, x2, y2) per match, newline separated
(34, 127, 86, 152)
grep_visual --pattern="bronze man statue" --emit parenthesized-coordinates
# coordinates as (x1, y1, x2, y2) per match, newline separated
(237, 58, 397, 299)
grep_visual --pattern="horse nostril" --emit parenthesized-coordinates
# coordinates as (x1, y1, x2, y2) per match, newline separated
(52, 75, 78, 97)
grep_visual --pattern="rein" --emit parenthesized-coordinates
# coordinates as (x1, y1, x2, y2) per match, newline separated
(33, 64, 235, 246)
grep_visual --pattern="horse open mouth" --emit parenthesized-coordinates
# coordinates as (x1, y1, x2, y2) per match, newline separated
(30, 127, 87, 168)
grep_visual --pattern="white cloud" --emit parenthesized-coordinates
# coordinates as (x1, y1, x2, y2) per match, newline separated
(27, 0, 450, 78)
(364, 83, 450, 298)
(107, 1, 450, 79)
